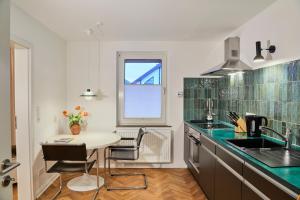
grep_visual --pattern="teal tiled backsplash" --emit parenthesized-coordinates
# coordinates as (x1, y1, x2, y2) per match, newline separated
(184, 59, 300, 144)
(184, 78, 219, 121)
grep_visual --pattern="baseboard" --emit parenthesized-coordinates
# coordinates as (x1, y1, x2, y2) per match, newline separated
(93, 162, 186, 169)
(92, 164, 188, 169)
(35, 174, 59, 199)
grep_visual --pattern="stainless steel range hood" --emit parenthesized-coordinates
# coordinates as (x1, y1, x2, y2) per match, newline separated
(201, 37, 252, 76)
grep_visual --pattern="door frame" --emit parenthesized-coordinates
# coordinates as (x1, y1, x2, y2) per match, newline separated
(11, 35, 34, 200)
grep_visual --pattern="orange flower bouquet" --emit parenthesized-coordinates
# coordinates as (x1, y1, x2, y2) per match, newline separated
(62, 106, 88, 135)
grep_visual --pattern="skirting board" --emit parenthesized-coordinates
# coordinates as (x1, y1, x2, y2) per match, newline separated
(35, 174, 59, 199)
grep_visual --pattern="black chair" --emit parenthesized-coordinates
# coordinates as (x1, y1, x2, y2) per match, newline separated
(41, 143, 100, 200)
(104, 128, 148, 191)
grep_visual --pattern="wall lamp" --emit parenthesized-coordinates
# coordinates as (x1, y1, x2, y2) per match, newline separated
(253, 41, 276, 63)
(80, 88, 97, 100)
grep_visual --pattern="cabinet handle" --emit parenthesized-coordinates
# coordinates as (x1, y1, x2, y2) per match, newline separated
(202, 145, 215, 157)
(216, 156, 243, 182)
(244, 180, 270, 200)
(245, 162, 298, 199)
(202, 145, 243, 181)
(188, 135, 200, 144)
(217, 144, 244, 163)
(201, 134, 243, 163)
(203, 145, 244, 183)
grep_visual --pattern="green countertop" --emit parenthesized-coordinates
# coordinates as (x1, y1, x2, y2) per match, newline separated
(185, 120, 300, 196)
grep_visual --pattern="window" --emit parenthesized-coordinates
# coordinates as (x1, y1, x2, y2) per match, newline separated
(117, 52, 167, 126)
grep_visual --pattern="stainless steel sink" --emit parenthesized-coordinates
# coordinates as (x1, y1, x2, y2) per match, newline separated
(190, 120, 232, 130)
(244, 148, 300, 167)
(226, 138, 300, 167)
(226, 138, 282, 149)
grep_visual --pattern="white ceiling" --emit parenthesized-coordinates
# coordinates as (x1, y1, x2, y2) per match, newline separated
(12, 0, 276, 41)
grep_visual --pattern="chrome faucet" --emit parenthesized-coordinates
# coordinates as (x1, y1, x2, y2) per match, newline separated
(206, 98, 215, 122)
(259, 126, 293, 149)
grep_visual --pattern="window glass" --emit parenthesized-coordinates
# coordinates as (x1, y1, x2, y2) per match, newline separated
(118, 53, 166, 125)
(124, 59, 162, 85)
(124, 59, 162, 118)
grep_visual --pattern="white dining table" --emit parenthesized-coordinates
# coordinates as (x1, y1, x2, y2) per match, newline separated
(46, 131, 121, 192)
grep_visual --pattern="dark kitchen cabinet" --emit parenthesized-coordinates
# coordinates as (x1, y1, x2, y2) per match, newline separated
(215, 160, 242, 200)
(243, 164, 295, 200)
(242, 183, 263, 200)
(198, 143, 215, 200)
(184, 124, 296, 200)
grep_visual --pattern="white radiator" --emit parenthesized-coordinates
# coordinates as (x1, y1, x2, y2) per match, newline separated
(115, 127, 172, 163)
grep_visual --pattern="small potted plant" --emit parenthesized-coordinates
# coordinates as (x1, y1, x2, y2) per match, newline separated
(63, 106, 88, 135)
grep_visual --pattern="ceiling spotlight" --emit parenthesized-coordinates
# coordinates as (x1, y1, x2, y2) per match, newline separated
(253, 41, 276, 63)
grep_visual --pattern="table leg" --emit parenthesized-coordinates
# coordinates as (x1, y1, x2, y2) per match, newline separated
(67, 173, 104, 192)
(96, 149, 99, 188)
(104, 147, 107, 187)
(67, 148, 103, 192)
(93, 149, 100, 200)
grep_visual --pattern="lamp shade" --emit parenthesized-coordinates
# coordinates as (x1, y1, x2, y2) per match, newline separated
(80, 88, 97, 100)
(253, 41, 264, 63)
(253, 54, 264, 63)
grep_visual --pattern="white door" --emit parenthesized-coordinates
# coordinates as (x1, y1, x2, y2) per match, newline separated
(0, 0, 15, 199)
(14, 47, 33, 200)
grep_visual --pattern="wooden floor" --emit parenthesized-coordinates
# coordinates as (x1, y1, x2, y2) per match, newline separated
(38, 168, 207, 200)
(13, 184, 18, 200)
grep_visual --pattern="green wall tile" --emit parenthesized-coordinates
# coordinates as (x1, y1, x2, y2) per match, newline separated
(184, 59, 300, 145)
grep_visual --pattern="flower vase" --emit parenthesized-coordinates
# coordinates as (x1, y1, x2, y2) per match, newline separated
(70, 123, 81, 135)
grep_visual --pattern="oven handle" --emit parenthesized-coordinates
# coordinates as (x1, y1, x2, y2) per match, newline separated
(189, 135, 200, 145)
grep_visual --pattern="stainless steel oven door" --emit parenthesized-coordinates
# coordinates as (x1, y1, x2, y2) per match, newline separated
(188, 135, 200, 172)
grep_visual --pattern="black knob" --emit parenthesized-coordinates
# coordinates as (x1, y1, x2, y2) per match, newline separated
(2, 175, 15, 187)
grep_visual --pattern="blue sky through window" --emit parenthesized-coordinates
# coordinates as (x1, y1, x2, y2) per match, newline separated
(125, 62, 161, 84)
(125, 63, 158, 82)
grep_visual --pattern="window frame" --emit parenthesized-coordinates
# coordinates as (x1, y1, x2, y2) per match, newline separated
(117, 51, 167, 126)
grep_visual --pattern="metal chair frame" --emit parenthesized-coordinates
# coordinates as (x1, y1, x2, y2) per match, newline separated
(41, 144, 100, 200)
(104, 128, 148, 191)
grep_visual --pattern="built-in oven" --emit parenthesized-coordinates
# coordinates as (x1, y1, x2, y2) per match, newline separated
(186, 127, 201, 173)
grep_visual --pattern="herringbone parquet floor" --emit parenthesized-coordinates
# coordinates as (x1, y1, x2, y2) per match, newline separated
(38, 168, 207, 200)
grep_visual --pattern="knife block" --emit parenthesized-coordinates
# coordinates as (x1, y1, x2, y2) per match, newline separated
(234, 118, 247, 135)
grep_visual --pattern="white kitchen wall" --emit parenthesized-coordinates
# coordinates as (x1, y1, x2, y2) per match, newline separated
(229, 0, 300, 68)
(67, 41, 221, 167)
(10, 4, 67, 197)
(196, 0, 300, 72)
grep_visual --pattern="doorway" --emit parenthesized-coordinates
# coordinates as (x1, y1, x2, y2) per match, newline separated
(10, 41, 33, 200)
